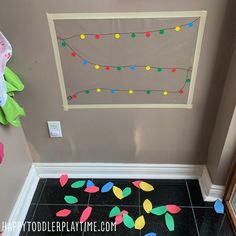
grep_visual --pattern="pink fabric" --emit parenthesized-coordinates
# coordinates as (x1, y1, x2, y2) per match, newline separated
(0, 142, 4, 164)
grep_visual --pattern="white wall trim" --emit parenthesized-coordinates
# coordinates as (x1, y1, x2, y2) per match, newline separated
(34, 162, 204, 179)
(199, 166, 225, 201)
(4, 166, 39, 236)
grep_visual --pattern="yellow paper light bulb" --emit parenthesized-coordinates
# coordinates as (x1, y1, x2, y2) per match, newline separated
(129, 90, 134, 94)
(163, 91, 168, 96)
(115, 33, 121, 39)
(112, 186, 124, 200)
(146, 66, 151, 71)
(134, 215, 145, 230)
(143, 199, 153, 213)
(80, 34, 86, 39)
(96, 88, 101, 92)
(95, 65, 100, 69)
(139, 181, 154, 192)
(175, 26, 181, 32)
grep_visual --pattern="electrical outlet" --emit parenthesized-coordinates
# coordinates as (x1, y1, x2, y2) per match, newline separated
(47, 121, 63, 138)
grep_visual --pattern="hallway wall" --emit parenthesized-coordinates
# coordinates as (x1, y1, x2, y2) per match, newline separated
(0, 0, 235, 185)
(0, 126, 32, 226)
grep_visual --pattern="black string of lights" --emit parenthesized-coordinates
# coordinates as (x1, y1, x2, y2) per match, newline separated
(58, 17, 199, 41)
(58, 40, 192, 73)
(67, 69, 192, 101)
(56, 19, 196, 101)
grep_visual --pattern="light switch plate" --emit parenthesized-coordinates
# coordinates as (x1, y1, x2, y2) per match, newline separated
(47, 121, 63, 138)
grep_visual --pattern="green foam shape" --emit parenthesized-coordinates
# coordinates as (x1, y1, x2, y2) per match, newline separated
(122, 187, 132, 197)
(64, 195, 78, 204)
(165, 212, 175, 231)
(186, 79, 191, 83)
(123, 214, 135, 229)
(109, 206, 121, 218)
(151, 206, 167, 216)
(71, 180, 86, 188)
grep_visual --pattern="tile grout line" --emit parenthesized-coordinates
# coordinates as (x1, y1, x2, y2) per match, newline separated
(138, 188, 141, 236)
(30, 203, 214, 209)
(25, 179, 47, 236)
(217, 213, 226, 236)
(81, 179, 93, 236)
(185, 180, 200, 236)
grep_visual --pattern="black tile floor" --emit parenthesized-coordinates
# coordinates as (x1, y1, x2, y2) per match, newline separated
(20, 179, 235, 236)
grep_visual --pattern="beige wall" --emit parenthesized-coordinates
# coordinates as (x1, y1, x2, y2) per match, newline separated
(0, 0, 235, 185)
(0, 126, 32, 224)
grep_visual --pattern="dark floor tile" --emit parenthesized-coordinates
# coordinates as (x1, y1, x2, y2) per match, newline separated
(140, 180, 191, 207)
(39, 179, 89, 204)
(88, 205, 140, 223)
(31, 179, 47, 203)
(194, 208, 235, 236)
(83, 224, 139, 236)
(187, 180, 214, 207)
(90, 181, 139, 206)
(84, 206, 140, 236)
(93, 179, 137, 185)
(219, 217, 236, 236)
(22, 204, 85, 235)
(19, 204, 38, 236)
(141, 208, 198, 236)
(84, 206, 140, 235)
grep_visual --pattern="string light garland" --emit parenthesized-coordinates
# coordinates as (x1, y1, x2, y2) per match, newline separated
(58, 18, 199, 41)
(67, 77, 191, 101)
(59, 40, 191, 73)
(57, 19, 196, 102)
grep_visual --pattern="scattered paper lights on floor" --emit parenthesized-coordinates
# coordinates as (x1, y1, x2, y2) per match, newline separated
(59, 174, 68, 187)
(143, 199, 153, 213)
(56, 176, 184, 233)
(56, 209, 71, 217)
(214, 199, 224, 214)
(80, 207, 92, 223)
(64, 195, 78, 204)
(71, 180, 86, 188)
(101, 181, 114, 193)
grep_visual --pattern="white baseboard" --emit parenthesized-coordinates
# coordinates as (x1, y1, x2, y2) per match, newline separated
(199, 166, 225, 201)
(5, 163, 225, 236)
(34, 163, 225, 201)
(34, 162, 204, 179)
(4, 166, 39, 236)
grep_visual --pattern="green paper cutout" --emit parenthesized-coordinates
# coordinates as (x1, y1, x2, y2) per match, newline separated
(160, 29, 165, 35)
(131, 33, 136, 38)
(151, 206, 167, 216)
(157, 67, 163, 72)
(122, 187, 132, 198)
(165, 212, 175, 231)
(85, 90, 91, 94)
(123, 214, 135, 229)
(61, 40, 67, 47)
(109, 206, 121, 218)
(146, 90, 152, 94)
(71, 180, 86, 188)
(116, 66, 122, 71)
(186, 79, 191, 83)
(64, 195, 78, 204)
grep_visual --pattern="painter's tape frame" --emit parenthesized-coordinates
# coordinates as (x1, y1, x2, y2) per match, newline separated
(47, 11, 207, 110)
